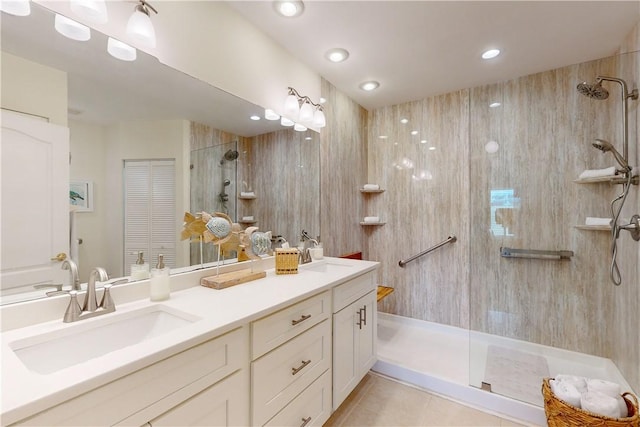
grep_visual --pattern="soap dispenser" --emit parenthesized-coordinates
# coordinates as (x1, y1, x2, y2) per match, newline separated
(131, 251, 149, 280)
(150, 254, 170, 301)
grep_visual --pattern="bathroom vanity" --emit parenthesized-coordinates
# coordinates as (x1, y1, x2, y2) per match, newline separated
(0, 257, 378, 426)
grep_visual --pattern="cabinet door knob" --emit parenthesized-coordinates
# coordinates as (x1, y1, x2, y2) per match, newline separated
(300, 416, 312, 427)
(291, 314, 311, 326)
(291, 359, 311, 375)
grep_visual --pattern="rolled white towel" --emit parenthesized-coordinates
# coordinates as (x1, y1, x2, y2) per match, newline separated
(581, 391, 621, 418)
(555, 374, 588, 394)
(240, 191, 255, 197)
(579, 167, 617, 179)
(550, 379, 582, 408)
(585, 217, 612, 226)
(363, 216, 380, 223)
(587, 379, 627, 417)
(363, 184, 380, 190)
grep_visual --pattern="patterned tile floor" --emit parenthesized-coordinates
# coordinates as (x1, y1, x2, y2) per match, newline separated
(324, 373, 536, 427)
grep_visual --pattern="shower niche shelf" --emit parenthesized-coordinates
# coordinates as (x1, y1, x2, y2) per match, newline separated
(238, 194, 257, 200)
(574, 176, 639, 185)
(359, 188, 385, 193)
(360, 221, 385, 226)
(239, 220, 257, 225)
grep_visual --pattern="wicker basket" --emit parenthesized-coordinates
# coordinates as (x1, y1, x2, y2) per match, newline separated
(543, 378, 639, 427)
(275, 248, 299, 275)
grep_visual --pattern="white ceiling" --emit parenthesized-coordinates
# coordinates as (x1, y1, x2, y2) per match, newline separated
(229, 1, 640, 110)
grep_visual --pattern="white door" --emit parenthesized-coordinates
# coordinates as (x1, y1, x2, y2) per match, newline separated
(1, 110, 69, 298)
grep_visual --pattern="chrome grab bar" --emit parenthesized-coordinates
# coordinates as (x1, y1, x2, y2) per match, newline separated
(500, 247, 574, 260)
(399, 235, 457, 267)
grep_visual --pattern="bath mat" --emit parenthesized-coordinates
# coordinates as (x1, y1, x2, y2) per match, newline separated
(484, 345, 550, 406)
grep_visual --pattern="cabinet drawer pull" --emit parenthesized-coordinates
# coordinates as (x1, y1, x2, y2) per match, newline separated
(291, 359, 311, 375)
(300, 416, 312, 427)
(291, 314, 312, 326)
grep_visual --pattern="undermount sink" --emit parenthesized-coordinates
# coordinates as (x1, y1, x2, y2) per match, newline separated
(301, 260, 354, 273)
(10, 305, 200, 375)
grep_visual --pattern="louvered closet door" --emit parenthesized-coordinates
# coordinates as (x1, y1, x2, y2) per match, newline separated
(124, 160, 176, 274)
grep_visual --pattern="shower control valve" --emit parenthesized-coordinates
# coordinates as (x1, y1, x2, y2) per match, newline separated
(618, 214, 640, 241)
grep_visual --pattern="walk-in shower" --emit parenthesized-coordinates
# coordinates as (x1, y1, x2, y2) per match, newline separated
(577, 75, 640, 285)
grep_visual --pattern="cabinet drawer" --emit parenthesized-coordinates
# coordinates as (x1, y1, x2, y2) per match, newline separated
(252, 320, 331, 426)
(252, 291, 330, 359)
(333, 272, 375, 313)
(264, 369, 332, 427)
(16, 327, 248, 426)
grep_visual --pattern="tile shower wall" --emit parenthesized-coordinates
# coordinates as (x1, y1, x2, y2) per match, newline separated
(368, 34, 639, 391)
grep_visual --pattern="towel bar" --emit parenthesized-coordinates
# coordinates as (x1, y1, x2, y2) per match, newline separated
(500, 247, 573, 260)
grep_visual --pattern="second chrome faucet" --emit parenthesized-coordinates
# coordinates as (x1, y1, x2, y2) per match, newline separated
(63, 267, 115, 323)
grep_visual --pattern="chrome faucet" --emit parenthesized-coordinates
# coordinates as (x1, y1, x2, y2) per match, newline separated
(61, 259, 80, 291)
(299, 230, 319, 264)
(63, 267, 115, 323)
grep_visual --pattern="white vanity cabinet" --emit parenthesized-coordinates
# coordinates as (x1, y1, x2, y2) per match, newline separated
(251, 291, 333, 427)
(13, 327, 248, 427)
(332, 271, 377, 410)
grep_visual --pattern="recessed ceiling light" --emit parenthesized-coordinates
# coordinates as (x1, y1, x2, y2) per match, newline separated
(410, 130, 418, 136)
(485, 140, 500, 153)
(429, 146, 436, 151)
(489, 102, 501, 108)
(273, 1, 304, 17)
(359, 81, 380, 91)
(379, 135, 388, 139)
(250, 115, 260, 121)
(420, 140, 427, 144)
(482, 49, 501, 60)
(400, 118, 409, 124)
(325, 48, 349, 63)
(305, 136, 312, 140)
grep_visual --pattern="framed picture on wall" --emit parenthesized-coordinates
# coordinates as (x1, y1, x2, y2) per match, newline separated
(70, 180, 93, 212)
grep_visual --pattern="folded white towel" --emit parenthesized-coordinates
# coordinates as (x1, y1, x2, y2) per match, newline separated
(581, 391, 621, 418)
(363, 216, 380, 223)
(242, 216, 254, 221)
(555, 374, 588, 394)
(363, 184, 380, 190)
(587, 379, 627, 417)
(240, 191, 255, 197)
(550, 379, 582, 408)
(585, 217, 612, 226)
(579, 167, 617, 179)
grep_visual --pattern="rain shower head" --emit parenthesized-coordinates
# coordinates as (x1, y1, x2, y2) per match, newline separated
(223, 149, 239, 161)
(577, 80, 609, 100)
(592, 139, 630, 171)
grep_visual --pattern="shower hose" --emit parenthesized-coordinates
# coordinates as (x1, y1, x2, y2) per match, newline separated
(609, 172, 632, 286)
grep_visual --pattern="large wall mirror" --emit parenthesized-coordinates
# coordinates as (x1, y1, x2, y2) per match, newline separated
(0, 3, 320, 305)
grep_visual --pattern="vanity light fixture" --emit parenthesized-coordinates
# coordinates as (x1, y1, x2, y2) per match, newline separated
(325, 48, 349, 63)
(70, 0, 108, 24)
(281, 117, 295, 127)
(126, 0, 158, 49)
(294, 123, 307, 132)
(0, 0, 31, 16)
(107, 37, 137, 61)
(489, 102, 501, 108)
(482, 48, 501, 60)
(273, 1, 304, 18)
(359, 81, 380, 91)
(283, 87, 326, 128)
(264, 109, 280, 120)
(54, 14, 91, 41)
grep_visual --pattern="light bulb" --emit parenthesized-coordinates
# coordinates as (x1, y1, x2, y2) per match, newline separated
(70, 0, 108, 24)
(0, 0, 30, 16)
(107, 37, 137, 61)
(299, 101, 314, 123)
(127, 6, 156, 48)
(283, 94, 300, 120)
(54, 14, 91, 41)
(313, 109, 326, 128)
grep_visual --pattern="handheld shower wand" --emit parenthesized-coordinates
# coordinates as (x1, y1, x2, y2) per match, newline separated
(592, 139, 631, 173)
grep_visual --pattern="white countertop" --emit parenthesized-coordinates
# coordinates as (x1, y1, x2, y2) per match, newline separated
(0, 257, 378, 424)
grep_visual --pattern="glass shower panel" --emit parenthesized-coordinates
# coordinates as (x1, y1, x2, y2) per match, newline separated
(189, 141, 238, 265)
